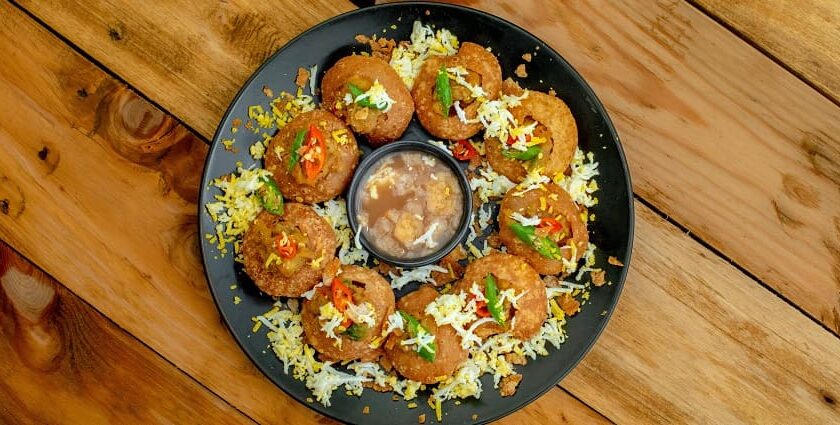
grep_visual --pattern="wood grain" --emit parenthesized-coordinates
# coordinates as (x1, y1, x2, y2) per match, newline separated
(2, 2, 839, 423)
(14, 0, 355, 138)
(19, 0, 840, 334)
(690, 0, 840, 104)
(430, 0, 840, 335)
(0, 242, 250, 424)
(0, 3, 600, 423)
(563, 204, 840, 423)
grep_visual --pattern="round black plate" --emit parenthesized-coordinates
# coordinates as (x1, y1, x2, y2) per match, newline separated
(198, 3, 633, 424)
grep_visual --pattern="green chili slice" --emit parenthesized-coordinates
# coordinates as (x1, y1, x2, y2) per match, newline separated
(435, 65, 452, 116)
(509, 222, 564, 260)
(288, 130, 306, 171)
(257, 176, 284, 215)
(346, 83, 383, 110)
(399, 310, 436, 362)
(484, 274, 504, 325)
(502, 146, 541, 161)
(343, 323, 367, 341)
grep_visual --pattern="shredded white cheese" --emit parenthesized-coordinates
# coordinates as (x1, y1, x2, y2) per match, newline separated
(353, 79, 396, 112)
(388, 264, 447, 290)
(412, 222, 440, 249)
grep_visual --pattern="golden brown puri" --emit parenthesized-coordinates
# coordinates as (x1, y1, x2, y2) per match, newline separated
(302, 266, 395, 362)
(383, 285, 467, 384)
(487, 79, 578, 183)
(453, 253, 547, 340)
(498, 183, 588, 275)
(413, 42, 502, 141)
(264, 109, 359, 204)
(321, 55, 414, 145)
(241, 206, 337, 297)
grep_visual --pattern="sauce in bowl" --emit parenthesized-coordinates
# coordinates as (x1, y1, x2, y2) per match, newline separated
(356, 150, 464, 260)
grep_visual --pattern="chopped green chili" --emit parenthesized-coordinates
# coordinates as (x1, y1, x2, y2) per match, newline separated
(435, 65, 452, 116)
(484, 274, 504, 325)
(502, 146, 541, 161)
(509, 222, 565, 260)
(288, 130, 307, 171)
(399, 310, 436, 362)
(346, 83, 383, 110)
(343, 323, 367, 341)
(257, 176, 284, 215)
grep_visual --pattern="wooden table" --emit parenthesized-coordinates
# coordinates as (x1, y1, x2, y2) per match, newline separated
(1, 0, 839, 423)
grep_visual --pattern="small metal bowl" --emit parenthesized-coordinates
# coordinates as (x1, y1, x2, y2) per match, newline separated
(346, 140, 473, 268)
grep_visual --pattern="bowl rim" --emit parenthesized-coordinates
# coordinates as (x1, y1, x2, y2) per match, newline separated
(345, 140, 474, 267)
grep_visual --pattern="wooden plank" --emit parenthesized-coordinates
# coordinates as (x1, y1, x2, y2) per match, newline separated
(2, 4, 839, 424)
(689, 0, 840, 104)
(0, 3, 601, 423)
(427, 0, 840, 334)
(17, 0, 840, 334)
(562, 203, 840, 423)
(497, 390, 611, 425)
(13, 0, 355, 138)
(0, 242, 250, 424)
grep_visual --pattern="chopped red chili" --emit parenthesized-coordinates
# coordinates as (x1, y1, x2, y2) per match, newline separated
(452, 139, 478, 161)
(538, 217, 564, 234)
(300, 124, 327, 180)
(331, 278, 353, 327)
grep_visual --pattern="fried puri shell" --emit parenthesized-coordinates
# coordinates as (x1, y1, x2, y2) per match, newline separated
(498, 183, 589, 275)
(454, 253, 547, 340)
(384, 285, 467, 384)
(488, 80, 578, 182)
(302, 266, 395, 362)
(413, 42, 502, 140)
(241, 206, 337, 297)
(321, 55, 414, 145)
(264, 110, 359, 204)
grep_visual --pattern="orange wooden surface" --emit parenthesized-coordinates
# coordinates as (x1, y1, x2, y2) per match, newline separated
(2, 0, 839, 423)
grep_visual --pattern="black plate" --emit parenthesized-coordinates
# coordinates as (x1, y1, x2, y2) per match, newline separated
(198, 2, 633, 424)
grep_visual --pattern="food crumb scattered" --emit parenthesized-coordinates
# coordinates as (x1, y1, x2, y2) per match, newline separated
(547, 88, 557, 96)
(514, 63, 528, 78)
(306, 397, 314, 403)
(362, 406, 370, 414)
(521, 52, 532, 62)
(558, 293, 580, 316)
(262, 85, 273, 98)
(392, 395, 400, 401)
(499, 373, 523, 397)
(295, 67, 310, 87)
(608, 256, 625, 266)
(231, 118, 242, 128)
(407, 402, 418, 409)
(424, 9, 430, 15)
(418, 413, 426, 424)
(233, 296, 242, 305)
(471, 414, 478, 421)
(591, 269, 606, 287)
(229, 284, 237, 290)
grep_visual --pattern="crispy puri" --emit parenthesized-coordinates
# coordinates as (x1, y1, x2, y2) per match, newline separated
(302, 266, 395, 362)
(413, 42, 502, 140)
(265, 109, 359, 203)
(383, 286, 467, 384)
(488, 79, 578, 182)
(321, 55, 414, 145)
(454, 253, 546, 340)
(498, 183, 589, 275)
(241, 206, 337, 297)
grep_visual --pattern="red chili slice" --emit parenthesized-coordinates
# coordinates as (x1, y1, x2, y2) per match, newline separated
(452, 139, 479, 161)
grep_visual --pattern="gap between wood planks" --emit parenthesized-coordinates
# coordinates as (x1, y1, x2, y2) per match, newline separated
(634, 194, 840, 339)
(0, 241, 258, 424)
(1, 3, 613, 422)
(3, 0, 836, 420)
(5, 0, 836, 349)
(684, 0, 840, 109)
